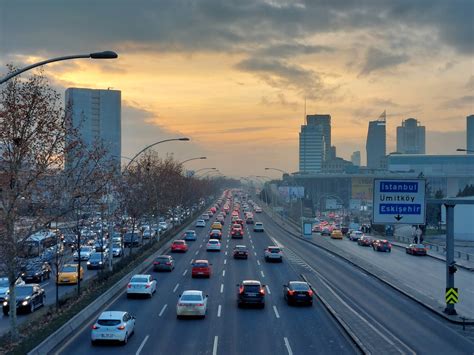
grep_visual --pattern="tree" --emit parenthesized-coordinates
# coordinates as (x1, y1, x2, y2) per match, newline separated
(457, 184, 474, 197)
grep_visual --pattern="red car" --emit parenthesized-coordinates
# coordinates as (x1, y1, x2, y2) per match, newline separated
(406, 244, 427, 256)
(210, 207, 217, 214)
(209, 229, 222, 239)
(236, 219, 244, 227)
(191, 260, 211, 278)
(171, 240, 188, 253)
(372, 239, 392, 252)
(231, 224, 243, 238)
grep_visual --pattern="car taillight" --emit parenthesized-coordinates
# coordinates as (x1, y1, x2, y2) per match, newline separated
(145, 283, 151, 288)
(127, 283, 131, 288)
(196, 303, 204, 307)
(91, 325, 99, 330)
(288, 290, 295, 296)
(239, 286, 244, 294)
(117, 325, 125, 330)
(308, 290, 314, 296)
(166, 262, 171, 265)
(153, 262, 159, 265)
(260, 288, 265, 295)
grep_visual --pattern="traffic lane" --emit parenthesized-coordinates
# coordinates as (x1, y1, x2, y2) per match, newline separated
(265, 220, 474, 354)
(323, 235, 474, 318)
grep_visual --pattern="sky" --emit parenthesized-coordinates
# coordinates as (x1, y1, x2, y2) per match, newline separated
(1, 0, 473, 178)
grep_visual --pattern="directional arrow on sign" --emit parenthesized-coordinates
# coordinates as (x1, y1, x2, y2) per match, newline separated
(445, 288, 459, 304)
(394, 214, 403, 221)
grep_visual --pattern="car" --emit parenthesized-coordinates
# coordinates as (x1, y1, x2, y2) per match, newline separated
(206, 239, 221, 251)
(171, 240, 189, 253)
(349, 231, 364, 241)
(321, 228, 331, 236)
(312, 225, 321, 233)
(195, 219, 206, 228)
(209, 229, 222, 239)
(233, 245, 249, 259)
(253, 222, 264, 232)
(254, 207, 262, 213)
(330, 229, 343, 239)
(192, 260, 212, 278)
(158, 221, 169, 231)
(231, 224, 243, 238)
(235, 219, 244, 227)
(210, 207, 217, 214)
(87, 252, 109, 269)
(183, 230, 197, 241)
(73, 246, 94, 261)
(0, 277, 25, 304)
(142, 229, 155, 239)
(21, 262, 51, 283)
(283, 281, 313, 306)
(57, 264, 83, 285)
(264, 246, 283, 262)
(373, 239, 392, 252)
(406, 244, 428, 256)
(237, 280, 265, 308)
(210, 221, 223, 230)
(94, 239, 108, 252)
(112, 243, 123, 257)
(176, 290, 208, 318)
(245, 217, 254, 224)
(2, 284, 45, 315)
(127, 274, 157, 298)
(216, 215, 225, 224)
(201, 214, 210, 221)
(153, 255, 175, 271)
(357, 236, 373, 246)
(91, 311, 136, 345)
(123, 232, 142, 248)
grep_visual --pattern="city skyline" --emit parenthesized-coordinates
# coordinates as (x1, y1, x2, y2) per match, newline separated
(1, 0, 473, 177)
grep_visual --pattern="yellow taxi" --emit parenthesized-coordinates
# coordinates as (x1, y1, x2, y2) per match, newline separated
(330, 229, 343, 239)
(210, 221, 223, 231)
(57, 264, 84, 285)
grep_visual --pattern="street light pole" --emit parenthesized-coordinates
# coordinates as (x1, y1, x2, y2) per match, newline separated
(180, 156, 207, 164)
(0, 51, 118, 84)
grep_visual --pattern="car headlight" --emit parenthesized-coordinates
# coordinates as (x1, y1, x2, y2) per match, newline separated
(3, 301, 8, 306)
(99, 262, 102, 264)
(22, 300, 29, 306)
(87, 261, 91, 265)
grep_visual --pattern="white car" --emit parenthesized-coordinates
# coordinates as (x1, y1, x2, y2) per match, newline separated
(73, 246, 94, 261)
(202, 214, 210, 221)
(264, 246, 283, 262)
(112, 244, 123, 257)
(158, 222, 169, 231)
(254, 207, 262, 213)
(206, 239, 221, 251)
(91, 311, 135, 345)
(195, 219, 206, 228)
(177, 290, 208, 318)
(253, 222, 264, 232)
(126, 274, 157, 298)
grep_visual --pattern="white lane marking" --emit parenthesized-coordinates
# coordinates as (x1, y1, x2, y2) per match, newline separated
(261, 270, 265, 278)
(224, 259, 227, 265)
(195, 250, 199, 255)
(173, 283, 179, 293)
(136, 335, 149, 355)
(226, 244, 229, 249)
(266, 285, 271, 294)
(41, 282, 50, 287)
(212, 336, 218, 355)
(225, 251, 228, 256)
(257, 260, 261, 266)
(222, 270, 226, 277)
(182, 269, 188, 276)
(273, 305, 280, 319)
(158, 304, 167, 317)
(190, 259, 194, 264)
(217, 304, 222, 317)
(284, 337, 293, 355)
(252, 245, 255, 249)
(254, 252, 257, 256)
(220, 283, 224, 293)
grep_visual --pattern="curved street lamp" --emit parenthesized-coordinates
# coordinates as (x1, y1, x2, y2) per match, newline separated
(0, 51, 118, 84)
(194, 167, 217, 175)
(264, 167, 288, 175)
(124, 138, 190, 171)
(180, 156, 207, 164)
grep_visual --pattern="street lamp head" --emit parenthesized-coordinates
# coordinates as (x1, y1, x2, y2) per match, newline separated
(456, 149, 466, 152)
(200, 156, 207, 159)
(179, 137, 190, 141)
(89, 51, 118, 59)
(264, 167, 270, 170)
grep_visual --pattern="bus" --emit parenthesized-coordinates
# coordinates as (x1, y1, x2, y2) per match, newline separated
(20, 230, 59, 260)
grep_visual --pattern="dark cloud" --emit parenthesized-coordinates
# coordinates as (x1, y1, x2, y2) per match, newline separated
(441, 95, 474, 109)
(359, 47, 410, 75)
(256, 43, 333, 58)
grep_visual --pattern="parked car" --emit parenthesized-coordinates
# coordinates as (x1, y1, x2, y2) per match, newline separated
(406, 244, 427, 256)
(283, 281, 313, 306)
(91, 311, 136, 345)
(2, 284, 45, 315)
(237, 280, 265, 308)
(264, 246, 283, 262)
(176, 290, 208, 318)
(153, 255, 175, 271)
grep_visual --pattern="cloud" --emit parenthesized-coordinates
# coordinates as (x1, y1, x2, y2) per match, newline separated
(426, 130, 467, 154)
(359, 47, 409, 75)
(466, 76, 474, 91)
(256, 43, 333, 58)
(260, 92, 299, 109)
(441, 95, 474, 109)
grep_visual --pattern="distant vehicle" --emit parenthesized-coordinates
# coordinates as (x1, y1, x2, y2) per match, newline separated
(192, 260, 212, 278)
(91, 311, 136, 345)
(206, 239, 221, 251)
(183, 230, 197, 241)
(171, 240, 189, 253)
(176, 290, 208, 318)
(349, 231, 364, 241)
(210, 221, 223, 230)
(231, 224, 243, 238)
(112, 243, 123, 257)
(57, 264, 83, 285)
(142, 229, 155, 239)
(73, 246, 94, 261)
(195, 219, 206, 228)
(254, 207, 262, 213)
(2, 284, 45, 315)
(357, 236, 373, 246)
(253, 222, 264, 232)
(245, 216, 254, 224)
(202, 214, 210, 221)
(217, 215, 225, 224)
(94, 239, 108, 252)
(20, 230, 58, 259)
(153, 255, 175, 272)
(373, 239, 392, 252)
(21, 262, 51, 283)
(264, 246, 283, 262)
(283, 281, 313, 306)
(127, 274, 156, 298)
(312, 225, 321, 233)
(237, 280, 265, 308)
(87, 252, 109, 269)
(321, 228, 331, 236)
(233, 245, 249, 259)
(209, 229, 222, 239)
(406, 244, 427, 256)
(123, 232, 142, 248)
(330, 230, 343, 239)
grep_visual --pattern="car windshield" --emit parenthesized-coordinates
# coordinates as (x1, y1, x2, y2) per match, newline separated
(156, 257, 170, 262)
(174, 241, 184, 245)
(131, 277, 148, 283)
(16, 286, 34, 296)
(269, 248, 280, 253)
(62, 266, 76, 273)
(97, 319, 121, 326)
(243, 285, 260, 292)
(181, 294, 202, 301)
(194, 263, 208, 268)
(290, 283, 309, 291)
(209, 241, 218, 244)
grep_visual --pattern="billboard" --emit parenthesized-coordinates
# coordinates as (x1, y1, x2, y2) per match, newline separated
(278, 186, 304, 202)
(351, 177, 373, 201)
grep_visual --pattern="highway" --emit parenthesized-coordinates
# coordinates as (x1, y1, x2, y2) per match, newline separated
(52, 205, 356, 355)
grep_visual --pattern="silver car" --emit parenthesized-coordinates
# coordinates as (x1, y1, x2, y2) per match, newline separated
(91, 311, 135, 345)
(153, 255, 175, 271)
(176, 290, 208, 318)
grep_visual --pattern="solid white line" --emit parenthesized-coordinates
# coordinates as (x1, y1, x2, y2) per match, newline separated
(284, 337, 293, 355)
(136, 335, 149, 355)
(173, 283, 179, 292)
(220, 283, 224, 293)
(217, 304, 222, 317)
(257, 260, 261, 266)
(254, 252, 257, 256)
(222, 270, 226, 277)
(273, 305, 280, 319)
(226, 244, 229, 249)
(182, 269, 188, 276)
(224, 259, 227, 265)
(266, 285, 271, 294)
(261, 270, 265, 278)
(225, 251, 228, 256)
(158, 304, 167, 317)
(213, 336, 218, 355)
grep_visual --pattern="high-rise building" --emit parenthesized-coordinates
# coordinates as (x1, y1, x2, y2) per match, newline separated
(351, 151, 361, 166)
(299, 119, 325, 173)
(305, 114, 331, 161)
(467, 115, 474, 154)
(366, 117, 386, 169)
(65, 88, 121, 171)
(396, 118, 425, 154)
